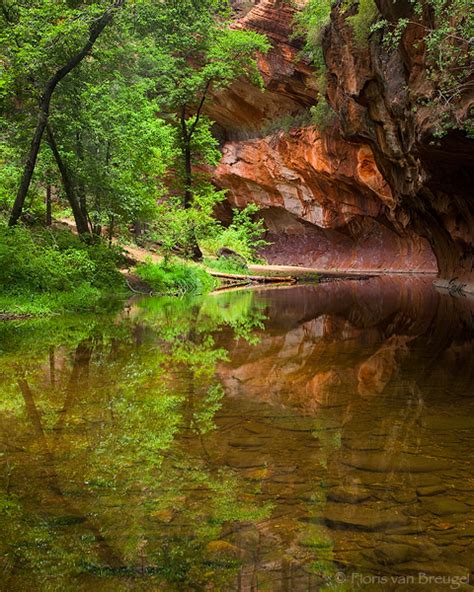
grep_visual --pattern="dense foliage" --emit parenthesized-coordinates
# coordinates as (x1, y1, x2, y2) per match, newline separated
(0, 224, 125, 313)
(0, 1, 267, 224)
(0, 0, 270, 308)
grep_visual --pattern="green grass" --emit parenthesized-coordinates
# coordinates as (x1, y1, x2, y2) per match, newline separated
(203, 257, 249, 275)
(135, 260, 218, 295)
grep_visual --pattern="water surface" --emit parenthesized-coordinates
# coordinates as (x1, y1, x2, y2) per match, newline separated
(1, 277, 473, 591)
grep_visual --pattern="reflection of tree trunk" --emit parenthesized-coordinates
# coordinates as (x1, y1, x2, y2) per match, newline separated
(184, 326, 197, 431)
(55, 341, 93, 432)
(49, 346, 56, 387)
(17, 377, 124, 569)
(18, 379, 49, 448)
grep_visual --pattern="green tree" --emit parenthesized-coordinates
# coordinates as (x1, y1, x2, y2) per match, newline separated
(47, 71, 176, 238)
(145, 0, 270, 258)
(1, 0, 126, 230)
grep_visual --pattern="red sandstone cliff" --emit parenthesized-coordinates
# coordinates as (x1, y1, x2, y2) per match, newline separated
(211, 0, 473, 288)
(324, 0, 474, 289)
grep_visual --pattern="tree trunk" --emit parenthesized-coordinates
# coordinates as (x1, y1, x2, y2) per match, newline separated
(180, 120, 203, 261)
(75, 131, 89, 221)
(183, 141, 203, 260)
(178, 85, 212, 262)
(45, 184, 52, 226)
(189, 229, 203, 261)
(183, 141, 193, 209)
(8, 0, 125, 226)
(108, 214, 115, 245)
(9, 105, 50, 225)
(46, 125, 91, 236)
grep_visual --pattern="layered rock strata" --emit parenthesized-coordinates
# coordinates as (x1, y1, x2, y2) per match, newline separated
(211, 0, 473, 286)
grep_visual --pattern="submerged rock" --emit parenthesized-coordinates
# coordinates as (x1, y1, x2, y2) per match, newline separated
(344, 452, 450, 473)
(422, 498, 470, 517)
(373, 543, 415, 565)
(327, 485, 371, 504)
(322, 503, 410, 531)
(416, 485, 448, 497)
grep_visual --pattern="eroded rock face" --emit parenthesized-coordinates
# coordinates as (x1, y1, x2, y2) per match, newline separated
(215, 127, 436, 271)
(208, 1, 316, 139)
(323, 0, 474, 287)
(210, 0, 473, 284)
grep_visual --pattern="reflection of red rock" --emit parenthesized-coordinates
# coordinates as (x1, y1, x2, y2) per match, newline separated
(304, 369, 342, 410)
(357, 335, 411, 397)
(218, 277, 464, 415)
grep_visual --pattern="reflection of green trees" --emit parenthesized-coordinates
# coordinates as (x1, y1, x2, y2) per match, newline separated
(290, 417, 344, 588)
(0, 290, 271, 590)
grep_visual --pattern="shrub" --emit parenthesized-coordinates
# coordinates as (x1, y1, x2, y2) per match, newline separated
(0, 223, 125, 313)
(0, 224, 123, 294)
(373, 0, 473, 137)
(294, 0, 332, 68)
(135, 260, 217, 295)
(347, 0, 379, 46)
(310, 99, 336, 130)
(261, 110, 313, 136)
(201, 204, 268, 262)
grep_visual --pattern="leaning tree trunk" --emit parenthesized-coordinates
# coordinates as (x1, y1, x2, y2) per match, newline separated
(9, 102, 50, 225)
(8, 0, 125, 227)
(46, 125, 91, 236)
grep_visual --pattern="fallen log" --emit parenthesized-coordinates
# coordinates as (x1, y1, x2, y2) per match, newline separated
(209, 271, 297, 284)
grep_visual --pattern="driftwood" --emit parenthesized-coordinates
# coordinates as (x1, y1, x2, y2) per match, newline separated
(209, 271, 297, 284)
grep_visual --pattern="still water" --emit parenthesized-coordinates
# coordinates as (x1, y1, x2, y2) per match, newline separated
(0, 277, 473, 591)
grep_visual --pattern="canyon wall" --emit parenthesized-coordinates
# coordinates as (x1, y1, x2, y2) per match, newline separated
(211, 0, 473, 287)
